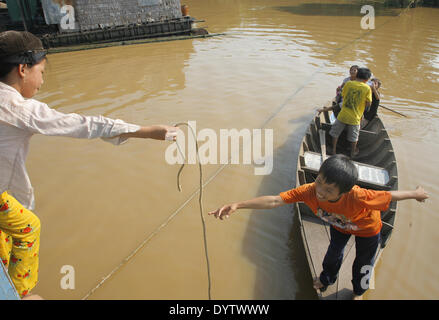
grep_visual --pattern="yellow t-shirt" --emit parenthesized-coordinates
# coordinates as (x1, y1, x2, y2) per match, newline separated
(337, 81, 372, 125)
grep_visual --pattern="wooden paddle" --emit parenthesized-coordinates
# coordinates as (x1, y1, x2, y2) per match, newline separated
(379, 104, 407, 118)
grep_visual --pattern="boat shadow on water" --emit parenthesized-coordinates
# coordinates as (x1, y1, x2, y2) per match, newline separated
(240, 113, 319, 300)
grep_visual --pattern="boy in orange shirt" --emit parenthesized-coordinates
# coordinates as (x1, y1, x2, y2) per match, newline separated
(209, 155, 428, 299)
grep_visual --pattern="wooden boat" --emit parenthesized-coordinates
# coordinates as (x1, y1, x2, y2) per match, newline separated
(295, 102, 398, 300)
(0, 262, 20, 300)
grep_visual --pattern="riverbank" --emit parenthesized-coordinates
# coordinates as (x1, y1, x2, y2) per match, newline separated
(377, 0, 439, 7)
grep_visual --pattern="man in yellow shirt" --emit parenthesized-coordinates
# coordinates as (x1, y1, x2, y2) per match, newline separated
(320, 68, 372, 158)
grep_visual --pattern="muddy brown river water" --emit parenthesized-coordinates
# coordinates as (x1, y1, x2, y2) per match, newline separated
(27, 0, 439, 299)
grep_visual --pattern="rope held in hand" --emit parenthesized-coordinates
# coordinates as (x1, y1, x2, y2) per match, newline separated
(174, 122, 212, 300)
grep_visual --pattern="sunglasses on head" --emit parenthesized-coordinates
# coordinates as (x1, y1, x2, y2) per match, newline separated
(2, 50, 47, 65)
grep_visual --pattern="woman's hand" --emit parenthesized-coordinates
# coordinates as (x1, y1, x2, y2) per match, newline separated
(151, 125, 179, 141)
(163, 125, 179, 141)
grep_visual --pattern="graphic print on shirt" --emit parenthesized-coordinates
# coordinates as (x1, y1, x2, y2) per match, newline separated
(317, 208, 359, 231)
(344, 89, 362, 110)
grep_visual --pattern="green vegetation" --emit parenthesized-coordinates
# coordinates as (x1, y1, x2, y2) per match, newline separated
(418, 0, 439, 6)
(379, 0, 439, 7)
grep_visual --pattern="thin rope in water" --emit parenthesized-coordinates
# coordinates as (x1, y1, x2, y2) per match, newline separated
(81, 6, 412, 299)
(174, 122, 212, 300)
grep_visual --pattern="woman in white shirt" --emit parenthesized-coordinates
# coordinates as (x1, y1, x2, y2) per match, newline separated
(0, 31, 178, 299)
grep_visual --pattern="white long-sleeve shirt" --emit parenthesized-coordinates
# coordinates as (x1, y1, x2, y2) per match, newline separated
(0, 82, 140, 210)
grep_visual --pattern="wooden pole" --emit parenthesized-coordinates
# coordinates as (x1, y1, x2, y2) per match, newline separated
(319, 129, 327, 162)
(379, 104, 408, 117)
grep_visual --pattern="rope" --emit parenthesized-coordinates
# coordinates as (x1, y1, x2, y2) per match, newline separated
(173, 122, 212, 300)
(81, 122, 212, 300)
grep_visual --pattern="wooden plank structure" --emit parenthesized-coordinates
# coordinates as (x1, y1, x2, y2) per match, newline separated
(39, 16, 195, 49)
(0, 0, 210, 51)
(295, 105, 398, 300)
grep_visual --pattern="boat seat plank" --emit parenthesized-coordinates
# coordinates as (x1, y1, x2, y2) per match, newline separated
(302, 151, 391, 189)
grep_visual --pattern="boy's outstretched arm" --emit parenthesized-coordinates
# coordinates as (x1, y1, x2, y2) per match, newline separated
(390, 186, 428, 202)
(208, 195, 285, 220)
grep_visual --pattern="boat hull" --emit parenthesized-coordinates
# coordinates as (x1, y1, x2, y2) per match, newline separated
(295, 108, 398, 300)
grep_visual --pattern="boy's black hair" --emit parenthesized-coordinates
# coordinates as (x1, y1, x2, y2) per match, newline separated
(350, 65, 359, 71)
(318, 154, 358, 194)
(356, 67, 372, 80)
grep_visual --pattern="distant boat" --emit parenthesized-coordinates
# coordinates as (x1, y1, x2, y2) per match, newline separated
(295, 103, 398, 300)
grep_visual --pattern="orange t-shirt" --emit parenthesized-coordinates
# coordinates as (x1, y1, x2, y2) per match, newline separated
(280, 184, 392, 237)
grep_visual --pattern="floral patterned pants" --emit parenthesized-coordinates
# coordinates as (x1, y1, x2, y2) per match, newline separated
(0, 191, 40, 298)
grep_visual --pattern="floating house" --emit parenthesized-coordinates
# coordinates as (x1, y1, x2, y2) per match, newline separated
(0, 0, 200, 50)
